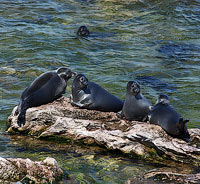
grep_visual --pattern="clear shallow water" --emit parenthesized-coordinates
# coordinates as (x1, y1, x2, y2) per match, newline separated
(0, 0, 200, 183)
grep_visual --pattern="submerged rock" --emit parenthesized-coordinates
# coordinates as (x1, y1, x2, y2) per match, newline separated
(7, 97, 200, 166)
(0, 157, 63, 183)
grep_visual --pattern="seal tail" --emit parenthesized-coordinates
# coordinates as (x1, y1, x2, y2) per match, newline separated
(178, 118, 190, 142)
(179, 118, 189, 124)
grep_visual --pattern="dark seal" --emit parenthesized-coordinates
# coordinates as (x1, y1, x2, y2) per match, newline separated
(71, 74, 123, 112)
(119, 80, 152, 121)
(15, 67, 76, 127)
(77, 25, 90, 37)
(148, 94, 190, 142)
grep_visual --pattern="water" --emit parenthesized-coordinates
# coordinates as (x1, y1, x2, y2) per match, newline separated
(0, 0, 200, 183)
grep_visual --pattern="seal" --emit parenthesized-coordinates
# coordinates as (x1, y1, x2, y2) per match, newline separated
(70, 74, 123, 112)
(15, 67, 76, 127)
(119, 80, 152, 121)
(77, 25, 90, 37)
(148, 94, 190, 142)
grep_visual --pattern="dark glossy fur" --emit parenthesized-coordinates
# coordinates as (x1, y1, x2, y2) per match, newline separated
(149, 94, 190, 142)
(120, 80, 152, 121)
(71, 74, 123, 112)
(15, 67, 76, 127)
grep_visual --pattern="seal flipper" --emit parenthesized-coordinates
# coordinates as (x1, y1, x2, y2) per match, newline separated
(17, 103, 29, 127)
(142, 115, 148, 122)
(17, 100, 30, 127)
(17, 110, 27, 127)
(178, 118, 190, 142)
(70, 95, 84, 108)
(116, 111, 124, 119)
(71, 99, 92, 109)
(178, 117, 190, 127)
(149, 106, 153, 111)
(69, 95, 73, 103)
(71, 101, 85, 108)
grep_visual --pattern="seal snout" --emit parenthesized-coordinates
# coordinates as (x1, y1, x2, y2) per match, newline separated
(71, 71, 77, 77)
(66, 71, 77, 79)
(132, 86, 140, 94)
(83, 81, 88, 86)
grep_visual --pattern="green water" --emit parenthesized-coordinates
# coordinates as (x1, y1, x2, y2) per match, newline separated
(0, 0, 200, 183)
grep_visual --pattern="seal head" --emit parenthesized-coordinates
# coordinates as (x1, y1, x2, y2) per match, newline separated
(72, 74, 88, 90)
(77, 26, 90, 37)
(127, 80, 140, 96)
(156, 94, 170, 105)
(56, 67, 76, 80)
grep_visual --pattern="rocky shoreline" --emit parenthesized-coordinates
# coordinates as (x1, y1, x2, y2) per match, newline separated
(7, 96, 200, 183)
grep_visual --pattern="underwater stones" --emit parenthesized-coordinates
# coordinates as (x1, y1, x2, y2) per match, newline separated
(0, 157, 63, 183)
(7, 97, 200, 166)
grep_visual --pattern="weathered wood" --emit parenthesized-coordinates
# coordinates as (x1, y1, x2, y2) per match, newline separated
(0, 157, 63, 183)
(7, 97, 200, 166)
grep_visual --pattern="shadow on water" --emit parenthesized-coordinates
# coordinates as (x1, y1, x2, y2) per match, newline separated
(3, 15, 54, 26)
(156, 41, 200, 62)
(135, 75, 176, 93)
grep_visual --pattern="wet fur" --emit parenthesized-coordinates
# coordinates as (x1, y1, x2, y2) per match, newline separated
(71, 74, 123, 112)
(149, 94, 190, 142)
(121, 81, 152, 121)
(16, 68, 75, 126)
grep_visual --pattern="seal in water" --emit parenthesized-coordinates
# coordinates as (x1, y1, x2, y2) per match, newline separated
(15, 67, 76, 127)
(119, 80, 152, 121)
(77, 25, 90, 37)
(70, 74, 123, 112)
(148, 94, 190, 142)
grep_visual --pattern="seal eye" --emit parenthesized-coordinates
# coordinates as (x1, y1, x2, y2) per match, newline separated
(80, 77, 84, 83)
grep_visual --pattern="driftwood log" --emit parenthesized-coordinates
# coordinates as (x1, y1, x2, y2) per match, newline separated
(0, 157, 63, 183)
(7, 97, 200, 166)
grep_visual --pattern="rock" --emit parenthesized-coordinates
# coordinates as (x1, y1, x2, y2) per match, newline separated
(7, 97, 200, 166)
(144, 168, 200, 184)
(0, 157, 63, 183)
